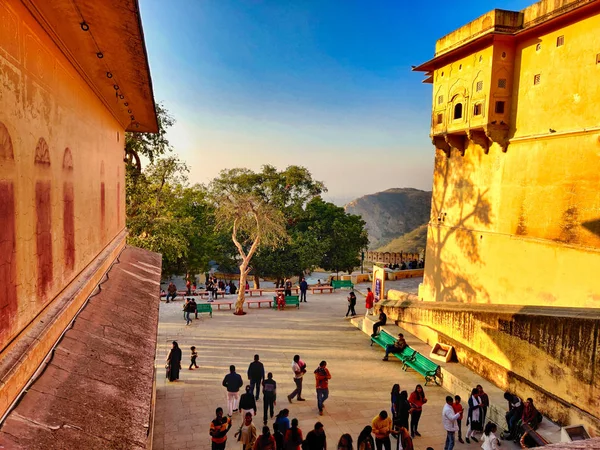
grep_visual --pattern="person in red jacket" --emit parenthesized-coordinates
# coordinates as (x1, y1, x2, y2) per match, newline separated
(408, 384, 427, 438)
(314, 361, 332, 416)
(365, 287, 375, 316)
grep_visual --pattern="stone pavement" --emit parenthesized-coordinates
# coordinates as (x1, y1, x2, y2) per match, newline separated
(152, 290, 507, 450)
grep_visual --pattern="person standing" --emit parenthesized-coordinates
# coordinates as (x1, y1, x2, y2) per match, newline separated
(357, 426, 375, 450)
(262, 372, 277, 424)
(248, 354, 265, 400)
(346, 292, 357, 317)
(390, 384, 401, 421)
(166, 341, 182, 382)
(481, 423, 500, 450)
(186, 278, 192, 295)
(395, 391, 411, 431)
(287, 355, 306, 403)
(255, 426, 277, 450)
(210, 407, 232, 450)
(223, 365, 244, 416)
(189, 346, 199, 370)
(452, 395, 465, 443)
(393, 426, 413, 450)
(284, 418, 303, 450)
(477, 385, 490, 425)
(299, 278, 308, 303)
(372, 411, 392, 450)
(371, 311, 387, 337)
(304, 422, 327, 450)
(166, 282, 177, 303)
(337, 434, 353, 450)
(184, 298, 194, 325)
(365, 288, 374, 316)
(235, 411, 258, 450)
(314, 361, 331, 415)
(274, 409, 290, 435)
(284, 278, 292, 297)
(240, 385, 258, 417)
(442, 396, 461, 450)
(408, 385, 427, 438)
(466, 388, 482, 443)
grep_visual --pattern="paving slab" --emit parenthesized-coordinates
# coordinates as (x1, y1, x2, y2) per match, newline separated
(153, 289, 528, 450)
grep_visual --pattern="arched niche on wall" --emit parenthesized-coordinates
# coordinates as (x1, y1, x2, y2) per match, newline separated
(63, 148, 75, 272)
(34, 137, 53, 300)
(0, 120, 17, 343)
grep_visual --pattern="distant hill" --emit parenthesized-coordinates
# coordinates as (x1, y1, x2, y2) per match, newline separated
(344, 188, 431, 249)
(376, 223, 429, 253)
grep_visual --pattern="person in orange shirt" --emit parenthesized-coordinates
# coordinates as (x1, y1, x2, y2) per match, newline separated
(371, 410, 392, 450)
(314, 361, 332, 416)
(365, 287, 374, 316)
(210, 407, 232, 450)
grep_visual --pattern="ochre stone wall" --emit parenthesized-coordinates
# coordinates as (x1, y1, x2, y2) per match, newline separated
(0, 0, 126, 352)
(421, 8, 600, 307)
(379, 301, 600, 436)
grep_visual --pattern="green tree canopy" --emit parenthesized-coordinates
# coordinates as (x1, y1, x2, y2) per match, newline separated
(126, 157, 215, 276)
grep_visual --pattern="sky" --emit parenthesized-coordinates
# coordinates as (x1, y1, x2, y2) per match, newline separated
(139, 0, 532, 205)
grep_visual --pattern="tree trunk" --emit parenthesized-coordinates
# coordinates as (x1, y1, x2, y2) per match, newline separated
(235, 261, 249, 315)
(253, 274, 260, 289)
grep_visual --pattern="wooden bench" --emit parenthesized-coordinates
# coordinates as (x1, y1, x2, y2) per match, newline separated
(311, 286, 334, 294)
(402, 351, 441, 386)
(371, 330, 417, 363)
(245, 289, 264, 297)
(197, 290, 226, 299)
(212, 301, 234, 310)
(246, 299, 273, 308)
(275, 287, 300, 295)
(332, 280, 354, 290)
(272, 295, 300, 309)
(196, 303, 213, 318)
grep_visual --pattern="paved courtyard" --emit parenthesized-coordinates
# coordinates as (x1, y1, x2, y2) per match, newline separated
(152, 289, 485, 450)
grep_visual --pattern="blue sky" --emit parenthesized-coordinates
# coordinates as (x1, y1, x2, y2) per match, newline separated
(140, 0, 531, 204)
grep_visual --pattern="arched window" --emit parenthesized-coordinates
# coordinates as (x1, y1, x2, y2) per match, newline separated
(453, 103, 463, 120)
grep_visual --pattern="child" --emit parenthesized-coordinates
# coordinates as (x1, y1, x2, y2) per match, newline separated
(276, 292, 286, 311)
(189, 346, 199, 370)
(453, 395, 465, 443)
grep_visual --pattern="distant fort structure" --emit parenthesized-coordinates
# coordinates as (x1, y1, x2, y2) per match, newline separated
(366, 251, 420, 265)
(387, 0, 600, 436)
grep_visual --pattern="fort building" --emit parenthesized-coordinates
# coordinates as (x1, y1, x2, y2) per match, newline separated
(0, 0, 161, 447)
(394, 0, 600, 435)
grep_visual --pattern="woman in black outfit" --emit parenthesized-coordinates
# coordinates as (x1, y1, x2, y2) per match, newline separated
(166, 341, 182, 382)
(395, 391, 411, 431)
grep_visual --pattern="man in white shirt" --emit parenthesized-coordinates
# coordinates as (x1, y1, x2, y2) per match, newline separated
(287, 354, 306, 402)
(443, 396, 461, 450)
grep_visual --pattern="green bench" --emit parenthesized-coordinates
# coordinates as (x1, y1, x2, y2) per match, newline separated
(196, 303, 213, 318)
(403, 352, 441, 386)
(371, 330, 416, 363)
(272, 295, 300, 309)
(332, 280, 354, 290)
(371, 329, 440, 385)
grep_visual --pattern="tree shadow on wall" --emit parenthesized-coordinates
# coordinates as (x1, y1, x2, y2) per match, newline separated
(425, 148, 493, 303)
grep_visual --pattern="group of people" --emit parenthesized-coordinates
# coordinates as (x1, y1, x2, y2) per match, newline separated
(346, 287, 375, 318)
(383, 260, 424, 270)
(220, 354, 331, 423)
(441, 385, 490, 450)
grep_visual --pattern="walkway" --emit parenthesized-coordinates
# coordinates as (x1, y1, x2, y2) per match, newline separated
(153, 290, 502, 450)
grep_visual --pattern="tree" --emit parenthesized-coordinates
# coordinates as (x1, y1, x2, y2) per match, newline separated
(125, 103, 174, 171)
(211, 165, 326, 287)
(300, 198, 369, 275)
(212, 191, 288, 314)
(126, 156, 215, 276)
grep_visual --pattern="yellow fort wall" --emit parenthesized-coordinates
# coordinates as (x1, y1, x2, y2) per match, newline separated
(420, 4, 600, 308)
